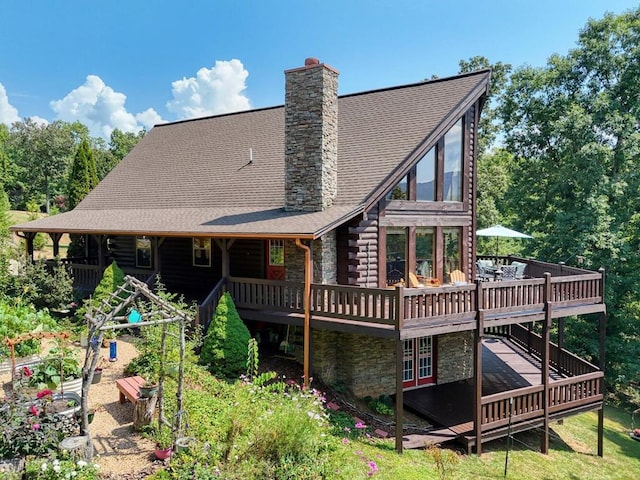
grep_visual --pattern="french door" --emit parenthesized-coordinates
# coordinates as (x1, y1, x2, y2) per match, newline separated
(402, 336, 435, 389)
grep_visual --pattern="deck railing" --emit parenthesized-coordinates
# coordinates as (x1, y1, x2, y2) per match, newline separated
(480, 371, 603, 431)
(63, 258, 604, 333)
(506, 324, 599, 377)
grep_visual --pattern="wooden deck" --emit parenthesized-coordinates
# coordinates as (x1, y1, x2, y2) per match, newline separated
(401, 337, 602, 450)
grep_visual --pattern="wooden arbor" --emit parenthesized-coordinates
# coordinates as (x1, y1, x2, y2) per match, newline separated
(80, 275, 192, 450)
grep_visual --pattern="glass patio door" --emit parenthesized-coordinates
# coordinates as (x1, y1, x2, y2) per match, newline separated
(402, 336, 435, 389)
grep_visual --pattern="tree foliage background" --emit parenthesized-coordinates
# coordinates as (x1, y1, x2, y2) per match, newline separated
(498, 7, 640, 401)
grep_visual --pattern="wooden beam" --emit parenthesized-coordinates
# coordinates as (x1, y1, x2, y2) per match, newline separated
(395, 338, 404, 453)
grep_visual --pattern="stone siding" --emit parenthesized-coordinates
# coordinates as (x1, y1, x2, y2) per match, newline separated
(437, 331, 474, 384)
(284, 61, 338, 212)
(313, 331, 395, 398)
(312, 230, 337, 284)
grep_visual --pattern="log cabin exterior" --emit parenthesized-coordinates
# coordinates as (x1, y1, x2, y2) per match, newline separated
(12, 58, 605, 454)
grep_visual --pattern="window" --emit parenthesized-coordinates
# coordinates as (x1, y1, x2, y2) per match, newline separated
(136, 237, 152, 268)
(416, 227, 434, 278)
(443, 119, 463, 201)
(443, 227, 461, 282)
(416, 147, 435, 201)
(386, 227, 407, 285)
(385, 176, 407, 201)
(193, 238, 211, 267)
(268, 240, 285, 266)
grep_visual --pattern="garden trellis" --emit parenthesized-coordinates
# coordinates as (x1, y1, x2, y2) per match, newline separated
(81, 275, 192, 455)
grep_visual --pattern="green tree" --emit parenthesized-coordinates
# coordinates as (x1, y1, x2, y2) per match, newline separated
(67, 139, 97, 210)
(9, 119, 75, 213)
(200, 292, 250, 379)
(499, 7, 640, 397)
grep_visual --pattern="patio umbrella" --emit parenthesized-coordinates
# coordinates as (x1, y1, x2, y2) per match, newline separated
(476, 224, 532, 259)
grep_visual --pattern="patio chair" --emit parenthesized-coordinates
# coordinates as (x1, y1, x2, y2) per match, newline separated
(500, 265, 518, 280)
(408, 272, 423, 288)
(476, 259, 496, 281)
(449, 269, 466, 284)
(510, 261, 527, 279)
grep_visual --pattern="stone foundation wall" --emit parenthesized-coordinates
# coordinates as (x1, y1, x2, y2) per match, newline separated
(312, 331, 395, 398)
(436, 331, 474, 384)
(312, 230, 337, 284)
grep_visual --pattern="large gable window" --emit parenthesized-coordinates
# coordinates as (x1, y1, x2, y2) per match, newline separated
(136, 237, 152, 269)
(193, 238, 212, 267)
(416, 147, 435, 201)
(443, 119, 463, 201)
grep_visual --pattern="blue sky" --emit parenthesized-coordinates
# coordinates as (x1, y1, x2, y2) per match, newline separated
(0, 0, 637, 137)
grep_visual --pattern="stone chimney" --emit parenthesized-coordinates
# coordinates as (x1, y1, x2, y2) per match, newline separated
(284, 57, 339, 212)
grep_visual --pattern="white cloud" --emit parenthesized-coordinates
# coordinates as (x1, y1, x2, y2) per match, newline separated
(0, 83, 20, 126)
(29, 116, 49, 126)
(50, 75, 164, 138)
(166, 59, 250, 120)
(135, 108, 164, 130)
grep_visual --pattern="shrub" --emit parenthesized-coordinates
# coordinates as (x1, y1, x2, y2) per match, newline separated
(0, 301, 58, 359)
(12, 259, 73, 311)
(199, 292, 250, 379)
(77, 260, 125, 319)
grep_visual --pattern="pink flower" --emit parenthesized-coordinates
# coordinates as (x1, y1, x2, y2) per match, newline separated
(344, 427, 351, 433)
(367, 461, 378, 476)
(355, 422, 366, 429)
(29, 405, 39, 416)
(22, 366, 33, 377)
(32, 423, 40, 430)
(342, 438, 349, 445)
(36, 389, 54, 399)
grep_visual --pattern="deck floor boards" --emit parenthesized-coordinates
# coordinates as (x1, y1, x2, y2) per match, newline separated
(402, 338, 560, 446)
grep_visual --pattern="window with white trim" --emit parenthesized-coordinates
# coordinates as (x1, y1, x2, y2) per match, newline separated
(193, 238, 211, 267)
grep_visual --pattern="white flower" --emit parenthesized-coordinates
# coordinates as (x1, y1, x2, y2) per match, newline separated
(53, 464, 61, 472)
(77, 460, 87, 468)
(41, 463, 48, 471)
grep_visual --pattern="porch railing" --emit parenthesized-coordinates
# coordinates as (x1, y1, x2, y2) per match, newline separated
(197, 277, 227, 331)
(67, 263, 153, 291)
(480, 371, 603, 432)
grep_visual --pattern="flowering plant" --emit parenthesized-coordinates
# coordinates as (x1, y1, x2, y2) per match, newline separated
(0, 393, 78, 458)
(24, 456, 100, 480)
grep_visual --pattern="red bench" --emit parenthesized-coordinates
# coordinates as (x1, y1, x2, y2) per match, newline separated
(115, 376, 145, 405)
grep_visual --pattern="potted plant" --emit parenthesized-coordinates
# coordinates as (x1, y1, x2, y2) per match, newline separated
(16, 345, 82, 396)
(154, 427, 173, 460)
(139, 376, 159, 399)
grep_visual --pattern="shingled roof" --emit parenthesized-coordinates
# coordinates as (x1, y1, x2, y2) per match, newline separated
(13, 69, 490, 239)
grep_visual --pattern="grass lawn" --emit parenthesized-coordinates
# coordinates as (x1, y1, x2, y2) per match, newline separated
(347, 405, 640, 479)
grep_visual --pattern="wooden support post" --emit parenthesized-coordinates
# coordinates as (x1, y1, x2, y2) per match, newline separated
(474, 310, 484, 455)
(25, 232, 35, 261)
(49, 232, 62, 257)
(557, 318, 564, 373)
(541, 272, 552, 454)
(395, 338, 404, 454)
(598, 307, 607, 457)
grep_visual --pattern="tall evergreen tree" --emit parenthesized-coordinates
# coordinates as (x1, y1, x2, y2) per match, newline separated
(67, 139, 96, 210)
